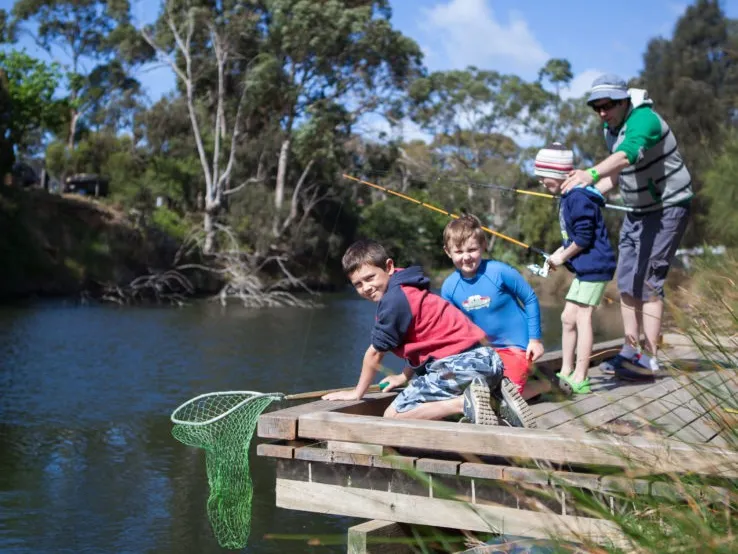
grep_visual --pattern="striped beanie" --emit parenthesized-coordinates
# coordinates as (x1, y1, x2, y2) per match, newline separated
(534, 142, 574, 179)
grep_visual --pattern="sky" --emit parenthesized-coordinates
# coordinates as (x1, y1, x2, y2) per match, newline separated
(2, 0, 738, 142)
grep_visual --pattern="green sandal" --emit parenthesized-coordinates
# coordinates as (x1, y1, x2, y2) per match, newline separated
(556, 373, 591, 394)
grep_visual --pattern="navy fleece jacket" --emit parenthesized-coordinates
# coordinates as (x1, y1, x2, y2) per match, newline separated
(559, 187, 617, 282)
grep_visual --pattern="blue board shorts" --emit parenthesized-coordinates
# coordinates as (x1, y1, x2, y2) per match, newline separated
(390, 345, 504, 413)
(617, 205, 689, 300)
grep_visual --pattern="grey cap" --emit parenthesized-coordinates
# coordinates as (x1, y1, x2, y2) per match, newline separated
(586, 73, 629, 104)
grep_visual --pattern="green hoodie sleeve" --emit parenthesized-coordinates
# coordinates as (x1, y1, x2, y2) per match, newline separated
(615, 107, 663, 164)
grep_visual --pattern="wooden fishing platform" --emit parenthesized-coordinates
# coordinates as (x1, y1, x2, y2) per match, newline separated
(256, 335, 738, 553)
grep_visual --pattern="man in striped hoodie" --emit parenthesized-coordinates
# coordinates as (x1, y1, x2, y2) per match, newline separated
(561, 74, 693, 379)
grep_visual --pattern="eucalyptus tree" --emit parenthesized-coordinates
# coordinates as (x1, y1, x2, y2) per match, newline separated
(11, 0, 146, 148)
(407, 66, 550, 216)
(258, 0, 424, 236)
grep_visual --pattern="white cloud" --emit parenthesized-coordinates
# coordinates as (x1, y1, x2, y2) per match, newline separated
(421, 0, 549, 71)
(561, 69, 604, 100)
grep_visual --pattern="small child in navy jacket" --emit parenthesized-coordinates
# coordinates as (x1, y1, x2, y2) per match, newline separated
(535, 143, 617, 394)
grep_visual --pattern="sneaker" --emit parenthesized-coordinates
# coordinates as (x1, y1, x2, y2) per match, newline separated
(462, 376, 499, 425)
(599, 354, 626, 374)
(616, 355, 660, 381)
(494, 377, 537, 428)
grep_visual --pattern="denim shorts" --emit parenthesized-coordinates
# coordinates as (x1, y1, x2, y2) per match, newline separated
(616, 205, 689, 300)
(390, 346, 504, 413)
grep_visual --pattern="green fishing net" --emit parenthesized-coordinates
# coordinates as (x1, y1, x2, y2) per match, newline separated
(171, 391, 283, 549)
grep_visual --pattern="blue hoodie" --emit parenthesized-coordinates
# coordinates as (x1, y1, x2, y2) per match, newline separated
(559, 187, 617, 282)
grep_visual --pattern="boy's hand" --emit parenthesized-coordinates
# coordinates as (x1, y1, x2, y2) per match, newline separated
(379, 373, 408, 392)
(547, 251, 566, 269)
(322, 389, 360, 401)
(526, 339, 544, 362)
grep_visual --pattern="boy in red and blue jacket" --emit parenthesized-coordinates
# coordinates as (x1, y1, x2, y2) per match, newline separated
(323, 239, 533, 427)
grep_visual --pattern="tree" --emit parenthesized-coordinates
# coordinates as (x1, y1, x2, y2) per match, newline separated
(537, 58, 573, 142)
(0, 50, 64, 171)
(538, 58, 573, 100)
(0, 9, 10, 43)
(407, 67, 550, 227)
(702, 130, 738, 246)
(639, 0, 737, 243)
(142, 1, 268, 253)
(12, 0, 145, 148)
(640, 0, 735, 173)
(259, 0, 424, 236)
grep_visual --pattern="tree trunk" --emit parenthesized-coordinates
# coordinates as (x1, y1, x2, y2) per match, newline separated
(203, 207, 216, 254)
(67, 108, 79, 151)
(273, 137, 291, 235)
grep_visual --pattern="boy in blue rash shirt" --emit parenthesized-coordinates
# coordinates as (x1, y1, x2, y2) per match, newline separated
(535, 143, 617, 394)
(441, 215, 551, 400)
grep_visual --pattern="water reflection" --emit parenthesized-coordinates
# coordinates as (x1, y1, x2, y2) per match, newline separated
(0, 295, 621, 553)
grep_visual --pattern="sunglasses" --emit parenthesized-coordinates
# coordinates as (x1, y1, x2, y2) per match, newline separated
(591, 99, 622, 113)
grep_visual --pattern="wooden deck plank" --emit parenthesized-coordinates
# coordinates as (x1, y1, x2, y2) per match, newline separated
(533, 375, 678, 424)
(257, 394, 393, 440)
(558, 373, 716, 433)
(276, 479, 629, 547)
(609, 374, 731, 439)
(537, 376, 686, 430)
(593, 373, 722, 438)
(256, 442, 296, 459)
(673, 410, 724, 444)
(296, 411, 738, 476)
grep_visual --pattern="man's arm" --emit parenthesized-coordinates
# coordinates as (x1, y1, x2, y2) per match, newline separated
(562, 151, 629, 193)
(563, 108, 662, 194)
(323, 345, 385, 400)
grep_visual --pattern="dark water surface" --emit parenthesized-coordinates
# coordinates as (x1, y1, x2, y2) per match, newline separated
(0, 294, 622, 553)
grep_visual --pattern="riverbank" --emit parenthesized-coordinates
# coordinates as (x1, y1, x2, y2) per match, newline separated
(0, 187, 182, 299)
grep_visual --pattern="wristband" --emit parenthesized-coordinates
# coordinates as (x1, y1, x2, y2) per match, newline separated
(587, 167, 600, 184)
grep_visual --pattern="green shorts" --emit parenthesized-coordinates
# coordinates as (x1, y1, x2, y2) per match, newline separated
(565, 278, 608, 306)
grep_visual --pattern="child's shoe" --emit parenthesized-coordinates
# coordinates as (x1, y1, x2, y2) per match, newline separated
(493, 377, 537, 428)
(556, 372, 592, 394)
(462, 376, 499, 425)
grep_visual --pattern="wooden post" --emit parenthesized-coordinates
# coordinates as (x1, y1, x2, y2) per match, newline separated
(347, 520, 413, 554)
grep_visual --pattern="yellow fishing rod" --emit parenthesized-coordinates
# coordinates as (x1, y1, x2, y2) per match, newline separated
(457, 179, 635, 213)
(342, 173, 549, 261)
(362, 170, 634, 212)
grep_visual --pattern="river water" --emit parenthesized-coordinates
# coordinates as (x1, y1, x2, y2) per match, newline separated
(0, 293, 622, 553)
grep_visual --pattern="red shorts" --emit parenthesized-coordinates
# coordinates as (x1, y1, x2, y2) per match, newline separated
(496, 347, 530, 394)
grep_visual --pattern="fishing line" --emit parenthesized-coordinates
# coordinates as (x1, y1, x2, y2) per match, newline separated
(357, 168, 634, 212)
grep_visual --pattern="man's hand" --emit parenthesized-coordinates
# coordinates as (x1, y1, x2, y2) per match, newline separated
(322, 389, 360, 401)
(379, 373, 408, 392)
(561, 169, 593, 194)
(526, 339, 545, 362)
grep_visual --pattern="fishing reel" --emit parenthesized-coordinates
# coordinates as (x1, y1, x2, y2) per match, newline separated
(526, 255, 550, 278)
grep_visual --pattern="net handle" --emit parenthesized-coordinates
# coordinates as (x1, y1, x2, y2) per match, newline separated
(171, 390, 284, 427)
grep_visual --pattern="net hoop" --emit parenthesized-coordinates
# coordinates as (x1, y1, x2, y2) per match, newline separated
(170, 390, 284, 427)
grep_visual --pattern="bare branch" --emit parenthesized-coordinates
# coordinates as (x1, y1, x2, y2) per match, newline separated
(223, 176, 264, 197)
